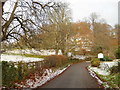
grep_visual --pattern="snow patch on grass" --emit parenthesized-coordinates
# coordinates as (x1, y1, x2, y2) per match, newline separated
(89, 66, 110, 76)
(1, 54, 44, 62)
(89, 61, 118, 76)
(72, 55, 86, 60)
(102, 62, 118, 68)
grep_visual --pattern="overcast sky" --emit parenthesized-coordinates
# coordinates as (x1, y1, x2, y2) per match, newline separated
(4, 0, 119, 27)
(61, 0, 119, 27)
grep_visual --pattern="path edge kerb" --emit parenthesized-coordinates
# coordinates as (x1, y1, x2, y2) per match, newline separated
(86, 66, 104, 88)
(36, 61, 85, 88)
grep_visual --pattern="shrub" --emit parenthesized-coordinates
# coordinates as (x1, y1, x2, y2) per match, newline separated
(91, 58, 100, 67)
(104, 56, 112, 61)
(44, 55, 68, 68)
(69, 58, 84, 64)
(117, 73, 120, 87)
(57, 55, 68, 66)
(2, 61, 42, 88)
(2, 61, 18, 87)
(99, 58, 105, 61)
(100, 56, 112, 61)
(99, 56, 112, 61)
(85, 57, 91, 61)
(115, 46, 120, 59)
(109, 66, 119, 74)
(44, 55, 57, 68)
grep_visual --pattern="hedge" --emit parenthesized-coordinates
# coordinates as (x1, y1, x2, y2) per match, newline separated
(44, 55, 68, 68)
(2, 55, 69, 88)
(2, 61, 42, 88)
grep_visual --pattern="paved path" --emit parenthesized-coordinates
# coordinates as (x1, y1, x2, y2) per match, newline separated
(41, 61, 100, 88)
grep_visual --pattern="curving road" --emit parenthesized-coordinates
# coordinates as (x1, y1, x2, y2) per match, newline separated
(40, 61, 100, 88)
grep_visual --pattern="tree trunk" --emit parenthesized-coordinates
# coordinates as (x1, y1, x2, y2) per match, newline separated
(118, 2, 120, 46)
(0, 1, 2, 87)
(61, 49, 67, 56)
(0, 2, 2, 52)
(55, 49, 59, 55)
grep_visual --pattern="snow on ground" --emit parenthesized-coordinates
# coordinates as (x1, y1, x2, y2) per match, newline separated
(101, 62, 118, 68)
(88, 67, 110, 88)
(72, 55, 86, 60)
(6, 49, 56, 55)
(88, 67, 104, 83)
(88, 66, 110, 76)
(88, 61, 118, 76)
(88, 61, 119, 88)
(1, 54, 44, 62)
(99, 61, 118, 71)
(16, 65, 70, 88)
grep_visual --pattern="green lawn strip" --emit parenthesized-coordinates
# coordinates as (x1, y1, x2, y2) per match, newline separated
(20, 54, 48, 58)
(95, 72, 119, 88)
(3, 53, 48, 58)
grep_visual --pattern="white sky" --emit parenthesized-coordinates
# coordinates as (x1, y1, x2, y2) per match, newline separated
(62, 0, 119, 27)
(4, 0, 119, 27)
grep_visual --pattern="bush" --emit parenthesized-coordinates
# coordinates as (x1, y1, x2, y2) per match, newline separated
(117, 73, 120, 87)
(91, 58, 100, 67)
(99, 56, 112, 61)
(2, 61, 41, 88)
(44, 55, 57, 68)
(100, 56, 112, 61)
(44, 55, 68, 68)
(104, 56, 112, 61)
(2, 61, 18, 87)
(115, 46, 120, 59)
(85, 57, 91, 61)
(110, 66, 119, 74)
(69, 58, 82, 64)
(99, 58, 105, 61)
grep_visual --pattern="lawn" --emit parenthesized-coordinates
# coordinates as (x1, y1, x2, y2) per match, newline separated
(4, 53, 48, 58)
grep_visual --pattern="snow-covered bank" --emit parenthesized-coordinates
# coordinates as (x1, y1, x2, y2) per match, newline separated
(1, 54, 44, 62)
(88, 61, 119, 88)
(101, 62, 118, 68)
(88, 61, 118, 76)
(88, 66, 110, 76)
(16, 65, 70, 88)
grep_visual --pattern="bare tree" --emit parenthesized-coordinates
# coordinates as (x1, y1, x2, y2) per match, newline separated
(89, 13, 117, 57)
(1, 0, 56, 50)
(40, 2, 73, 55)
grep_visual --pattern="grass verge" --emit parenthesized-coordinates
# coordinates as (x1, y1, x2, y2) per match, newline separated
(3, 53, 48, 58)
(95, 72, 120, 88)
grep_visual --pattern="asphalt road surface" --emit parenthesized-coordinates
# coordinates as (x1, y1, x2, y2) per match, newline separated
(41, 61, 100, 88)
